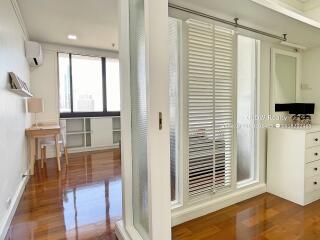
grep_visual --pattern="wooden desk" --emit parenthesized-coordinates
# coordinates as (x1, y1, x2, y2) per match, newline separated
(25, 125, 61, 175)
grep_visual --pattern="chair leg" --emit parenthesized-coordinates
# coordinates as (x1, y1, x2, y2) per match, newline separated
(64, 146, 69, 165)
(41, 146, 46, 168)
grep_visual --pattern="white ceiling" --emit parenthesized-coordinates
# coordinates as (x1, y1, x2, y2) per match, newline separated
(17, 0, 119, 51)
(17, 0, 320, 50)
(282, 0, 320, 11)
(171, 0, 320, 48)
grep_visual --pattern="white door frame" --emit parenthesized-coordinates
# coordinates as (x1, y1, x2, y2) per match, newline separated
(115, 0, 172, 239)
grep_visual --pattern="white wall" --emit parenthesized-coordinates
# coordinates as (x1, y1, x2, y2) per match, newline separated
(0, 0, 30, 238)
(302, 47, 320, 123)
(30, 49, 59, 123)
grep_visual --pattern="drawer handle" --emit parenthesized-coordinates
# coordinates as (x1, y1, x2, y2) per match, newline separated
(315, 138, 319, 142)
(315, 168, 318, 171)
(315, 153, 319, 156)
(314, 182, 318, 185)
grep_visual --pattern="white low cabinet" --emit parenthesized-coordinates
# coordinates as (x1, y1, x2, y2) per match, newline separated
(267, 126, 320, 205)
(91, 117, 113, 148)
(60, 116, 121, 153)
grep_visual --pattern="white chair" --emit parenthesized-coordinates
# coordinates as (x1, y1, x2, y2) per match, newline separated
(40, 128, 69, 169)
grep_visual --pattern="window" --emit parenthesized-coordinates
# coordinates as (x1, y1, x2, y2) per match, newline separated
(59, 53, 71, 113)
(237, 35, 259, 184)
(106, 58, 121, 112)
(58, 53, 120, 117)
(72, 55, 103, 112)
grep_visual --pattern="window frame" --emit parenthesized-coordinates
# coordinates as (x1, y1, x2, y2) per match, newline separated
(58, 52, 120, 118)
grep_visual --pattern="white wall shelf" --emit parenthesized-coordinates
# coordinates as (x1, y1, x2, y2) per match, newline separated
(8, 72, 33, 97)
(9, 88, 33, 97)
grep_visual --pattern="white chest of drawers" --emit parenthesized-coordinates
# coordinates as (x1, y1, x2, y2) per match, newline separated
(267, 126, 320, 206)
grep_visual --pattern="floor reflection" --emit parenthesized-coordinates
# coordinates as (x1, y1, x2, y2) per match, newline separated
(63, 179, 122, 235)
(6, 149, 121, 240)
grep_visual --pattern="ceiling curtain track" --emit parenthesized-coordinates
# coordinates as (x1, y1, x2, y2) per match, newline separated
(168, 3, 287, 41)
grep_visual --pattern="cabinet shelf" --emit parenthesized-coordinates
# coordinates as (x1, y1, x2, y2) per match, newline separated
(61, 116, 121, 152)
(66, 131, 92, 135)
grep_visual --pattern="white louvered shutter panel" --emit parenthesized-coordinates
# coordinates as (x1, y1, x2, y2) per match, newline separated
(187, 19, 215, 197)
(214, 26, 234, 190)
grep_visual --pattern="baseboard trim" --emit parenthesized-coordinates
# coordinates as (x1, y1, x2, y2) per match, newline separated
(0, 171, 29, 240)
(115, 221, 146, 240)
(40, 145, 120, 159)
(68, 145, 119, 154)
(115, 221, 131, 240)
(172, 183, 266, 226)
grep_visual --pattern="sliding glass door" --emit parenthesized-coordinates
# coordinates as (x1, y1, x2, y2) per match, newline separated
(116, 0, 171, 239)
(237, 35, 259, 184)
(168, 17, 181, 204)
(129, 0, 149, 237)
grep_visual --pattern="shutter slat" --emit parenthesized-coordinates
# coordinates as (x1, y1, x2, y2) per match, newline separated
(214, 26, 234, 191)
(187, 19, 214, 197)
(187, 19, 234, 198)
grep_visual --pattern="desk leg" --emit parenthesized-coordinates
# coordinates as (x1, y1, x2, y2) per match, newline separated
(35, 138, 39, 160)
(55, 134, 61, 171)
(29, 136, 36, 175)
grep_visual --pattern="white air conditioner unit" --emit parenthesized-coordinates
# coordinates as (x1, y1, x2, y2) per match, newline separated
(25, 41, 43, 66)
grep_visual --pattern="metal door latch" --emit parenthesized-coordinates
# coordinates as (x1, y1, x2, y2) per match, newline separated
(159, 112, 162, 130)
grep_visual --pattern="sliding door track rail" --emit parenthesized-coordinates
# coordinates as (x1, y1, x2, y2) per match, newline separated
(169, 3, 287, 41)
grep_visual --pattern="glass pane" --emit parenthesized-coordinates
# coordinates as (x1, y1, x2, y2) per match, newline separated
(58, 53, 71, 113)
(72, 55, 103, 112)
(129, 0, 149, 237)
(275, 54, 296, 103)
(237, 35, 257, 183)
(168, 17, 181, 203)
(106, 58, 120, 112)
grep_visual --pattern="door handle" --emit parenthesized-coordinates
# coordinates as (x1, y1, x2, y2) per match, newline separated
(159, 112, 162, 130)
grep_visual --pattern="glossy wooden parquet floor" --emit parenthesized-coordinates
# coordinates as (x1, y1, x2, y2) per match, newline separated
(172, 193, 320, 240)
(7, 149, 320, 240)
(6, 149, 121, 240)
